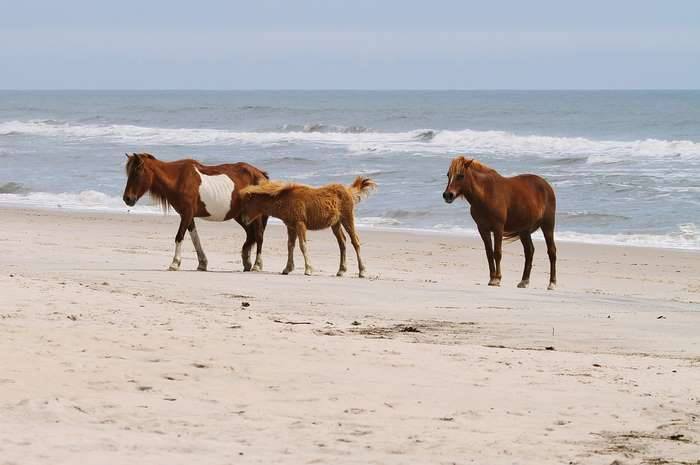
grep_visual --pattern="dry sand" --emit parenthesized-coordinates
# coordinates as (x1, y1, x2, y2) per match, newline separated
(1, 207, 699, 465)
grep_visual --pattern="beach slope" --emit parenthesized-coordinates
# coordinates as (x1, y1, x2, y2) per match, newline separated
(1, 208, 699, 464)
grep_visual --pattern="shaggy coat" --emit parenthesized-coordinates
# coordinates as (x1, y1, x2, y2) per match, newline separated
(122, 153, 269, 272)
(240, 177, 376, 277)
(442, 156, 557, 289)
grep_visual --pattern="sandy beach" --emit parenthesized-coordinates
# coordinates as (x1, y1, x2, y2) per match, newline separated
(1, 206, 698, 465)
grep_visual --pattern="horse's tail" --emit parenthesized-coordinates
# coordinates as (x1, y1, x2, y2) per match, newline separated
(503, 231, 521, 243)
(348, 177, 377, 203)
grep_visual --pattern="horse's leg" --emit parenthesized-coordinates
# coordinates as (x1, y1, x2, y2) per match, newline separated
(252, 215, 268, 272)
(492, 228, 503, 286)
(188, 220, 208, 271)
(169, 214, 192, 271)
(542, 223, 557, 290)
(235, 217, 255, 271)
(517, 232, 534, 288)
(296, 222, 313, 276)
(332, 222, 347, 277)
(342, 215, 366, 278)
(478, 226, 497, 285)
(282, 226, 296, 275)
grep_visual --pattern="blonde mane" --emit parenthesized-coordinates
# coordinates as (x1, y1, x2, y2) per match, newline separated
(240, 180, 300, 199)
(448, 156, 497, 178)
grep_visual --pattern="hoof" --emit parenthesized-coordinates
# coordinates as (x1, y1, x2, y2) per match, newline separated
(252, 264, 263, 272)
(517, 280, 529, 289)
(197, 262, 208, 272)
(336, 271, 345, 277)
(547, 282, 557, 291)
(358, 270, 367, 278)
(488, 279, 501, 287)
(281, 268, 292, 275)
(304, 269, 313, 276)
(168, 261, 181, 271)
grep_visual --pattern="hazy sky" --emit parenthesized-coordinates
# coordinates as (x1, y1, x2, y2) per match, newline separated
(1, 0, 699, 89)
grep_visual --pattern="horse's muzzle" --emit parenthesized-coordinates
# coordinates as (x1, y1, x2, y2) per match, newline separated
(443, 191, 455, 203)
(123, 195, 136, 207)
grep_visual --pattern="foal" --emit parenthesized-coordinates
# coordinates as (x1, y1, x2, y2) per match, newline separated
(122, 153, 269, 272)
(443, 156, 557, 289)
(239, 177, 376, 277)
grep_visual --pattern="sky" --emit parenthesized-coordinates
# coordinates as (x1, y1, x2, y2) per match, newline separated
(1, 0, 699, 89)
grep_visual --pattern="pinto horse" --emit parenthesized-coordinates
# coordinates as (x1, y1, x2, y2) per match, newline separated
(122, 153, 269, 272)
(239, 177, 376, 277)
(442, 156, 557, 290)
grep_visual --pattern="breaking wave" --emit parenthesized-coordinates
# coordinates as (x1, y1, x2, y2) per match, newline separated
(279, 123, 370, 134)
(428, 223, 700, 251)
(1, 189, 697, 250)
(0, 182, 30, 194)
(0, 190, 160, 214)
(2, 120, 699, 161)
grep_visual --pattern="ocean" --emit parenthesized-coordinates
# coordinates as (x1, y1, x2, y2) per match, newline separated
(1, 90, 698, 249)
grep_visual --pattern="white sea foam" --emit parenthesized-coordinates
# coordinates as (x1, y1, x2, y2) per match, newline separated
(356, 216, 402, 227)
(425, 224, 700, 251)
(2, 120, 700, 161)
(2, 190, 696, 250)
(0, 190, 161, 215)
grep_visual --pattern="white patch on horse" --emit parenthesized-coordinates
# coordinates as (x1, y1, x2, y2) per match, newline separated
(195, 167, 235, 221)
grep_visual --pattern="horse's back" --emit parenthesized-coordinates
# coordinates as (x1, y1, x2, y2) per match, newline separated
(505, 173, 556, 228)
(509, 174, 555, 203)
(196, 162, 268, 187)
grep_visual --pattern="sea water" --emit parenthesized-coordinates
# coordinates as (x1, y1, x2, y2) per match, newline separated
(1, 90, 698, 249)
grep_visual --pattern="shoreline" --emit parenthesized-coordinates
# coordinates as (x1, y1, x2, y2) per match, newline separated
(1, 201, 698, 253)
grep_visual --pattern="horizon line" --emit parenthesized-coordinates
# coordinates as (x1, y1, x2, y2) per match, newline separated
(1, 88, 699, 92)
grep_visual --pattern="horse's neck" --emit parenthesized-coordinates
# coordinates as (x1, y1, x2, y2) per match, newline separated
(148, 160, 181, 199)
(465, 169, 491, 205)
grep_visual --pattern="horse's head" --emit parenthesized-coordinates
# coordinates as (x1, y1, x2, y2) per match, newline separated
(443, 156, 474, 203)
(122, 153, 155, 206)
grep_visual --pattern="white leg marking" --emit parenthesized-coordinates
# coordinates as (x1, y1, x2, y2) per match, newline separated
(169, 241, 183, 271)
(253, 252, 263, 272)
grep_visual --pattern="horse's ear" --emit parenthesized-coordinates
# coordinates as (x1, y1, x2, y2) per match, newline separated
(133, 154, 145, 167)
(463, 158, 474, 169)
(125, 153, 130, 159)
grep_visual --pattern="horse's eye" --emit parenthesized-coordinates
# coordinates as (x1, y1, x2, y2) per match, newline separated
(456, 174, 464, 180)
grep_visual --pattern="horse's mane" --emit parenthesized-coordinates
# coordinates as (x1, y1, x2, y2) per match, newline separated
(240, 180, 299, 199)
(469, 159, 497, 174)
(449, 156, 498, 177)
(125, 153, 156, 175)
(149, 189, 171, 213)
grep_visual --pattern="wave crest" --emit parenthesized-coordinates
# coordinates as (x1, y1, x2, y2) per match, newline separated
(1, 120, 700, 161)
(0, 182, 30, 194)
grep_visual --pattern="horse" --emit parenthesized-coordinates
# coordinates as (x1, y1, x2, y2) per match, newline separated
(442, 156, 557, 290)
(122, 153, 269, 272)
(239, 177, 376, 277)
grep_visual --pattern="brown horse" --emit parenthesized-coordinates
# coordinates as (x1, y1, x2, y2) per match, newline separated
(239, 177, 376, 277)
(442, 156, 557, 290)
(122, 153, 269, 272)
